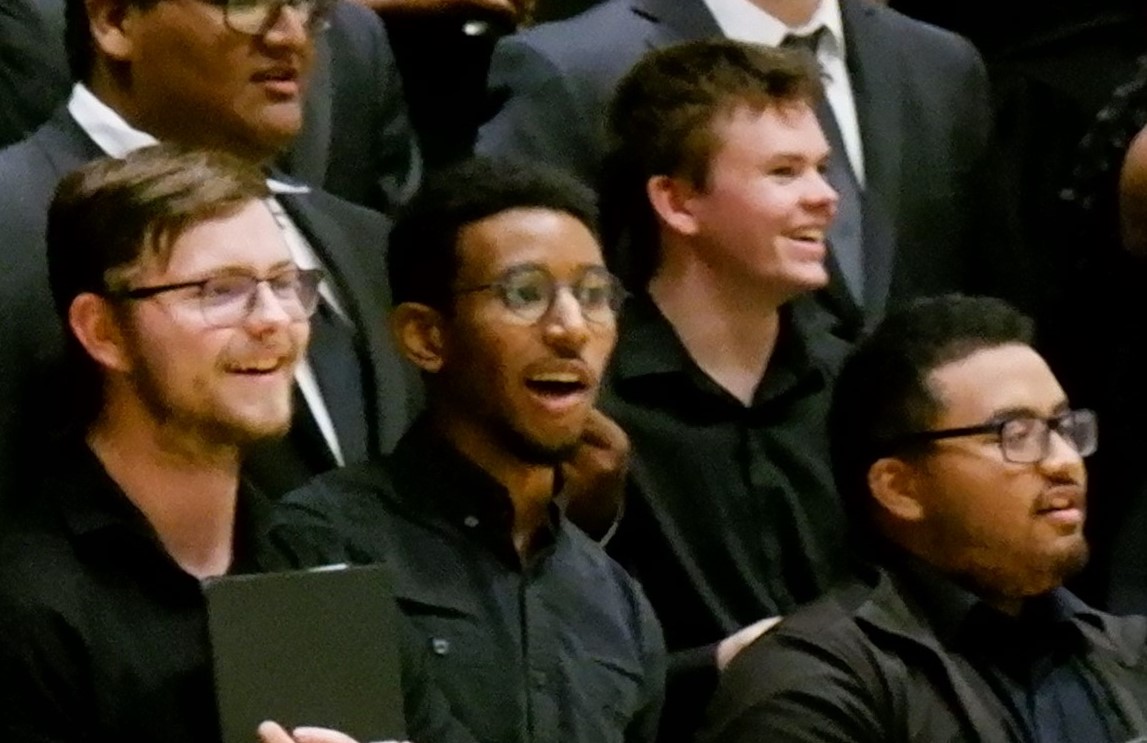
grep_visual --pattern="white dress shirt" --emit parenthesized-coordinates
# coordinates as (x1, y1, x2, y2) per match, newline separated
(701, 0, 866, 186)
(68, 84, 350, 464)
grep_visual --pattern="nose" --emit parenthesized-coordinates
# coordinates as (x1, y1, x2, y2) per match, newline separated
(244, 281, 295, 331)
(262, 1, 311, 47)
(542, 287, 590, 352)
(805, 168, 839, 213)
(1040, 427, 1086, 480)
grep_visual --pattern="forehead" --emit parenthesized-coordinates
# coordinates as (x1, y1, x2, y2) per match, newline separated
(926, 344, 1067, 425)
(707, 102, 829, 168)
(454, 207, 604, 281)
(156, 199, 291, 277)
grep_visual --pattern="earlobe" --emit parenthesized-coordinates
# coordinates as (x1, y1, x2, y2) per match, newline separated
(867, 457, 925, 522)
(69, 293, 132, 373)
(646, 175, 700, 237)
(390, 303, 445, 374)
(87, 0, 135, 64)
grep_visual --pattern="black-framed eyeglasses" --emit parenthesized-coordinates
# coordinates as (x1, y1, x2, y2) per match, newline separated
(207, 0, 334, 36)
(455, 264, 627, 325)
(884, 408, 1098, 464)
(107, 267, 325, 329)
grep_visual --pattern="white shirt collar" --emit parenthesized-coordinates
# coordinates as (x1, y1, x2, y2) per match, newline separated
(66, 83, 309, 195)
(701, 0, 846, 56)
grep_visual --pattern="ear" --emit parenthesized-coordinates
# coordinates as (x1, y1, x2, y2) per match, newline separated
(86, 0, 136, 65)
(69, 293, 133, 374)
(867, 456, 925, 523)
(646, 174, 701, 238)
(390, 303, 446, 374)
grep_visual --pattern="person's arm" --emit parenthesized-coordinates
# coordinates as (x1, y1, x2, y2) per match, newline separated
(699, 628, 885, 743)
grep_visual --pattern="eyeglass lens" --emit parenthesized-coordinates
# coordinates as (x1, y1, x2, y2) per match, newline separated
(199, 270, 322, 327)
(496, 266, 621, 323)
(999, 410, 1097, 463)
(224, 0, 326, 35)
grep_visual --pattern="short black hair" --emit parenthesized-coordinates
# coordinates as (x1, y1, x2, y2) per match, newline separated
(387, 157, 599, 311)
(829, 294, 1036, 547)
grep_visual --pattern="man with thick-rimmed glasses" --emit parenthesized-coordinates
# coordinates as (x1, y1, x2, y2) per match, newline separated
(0, 146, 469, 743)
(702, 294, 1147, 742)
(277, 158, 667, 743)
(0, 0, 415, 505)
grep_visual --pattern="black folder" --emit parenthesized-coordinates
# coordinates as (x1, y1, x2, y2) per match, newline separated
(204, 564, 406, 743)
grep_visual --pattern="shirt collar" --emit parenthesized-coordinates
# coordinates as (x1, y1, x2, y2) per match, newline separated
(389, 420, 562, 561)
(66, 83, 309, 195)
(890, 551, 1096, 649)
(53, 438, 282, 575)
(608, 291, 830, 408)
(700, 0, 845, 56)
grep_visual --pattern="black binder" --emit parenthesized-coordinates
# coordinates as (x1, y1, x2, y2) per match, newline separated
(204, 564, 406, 743)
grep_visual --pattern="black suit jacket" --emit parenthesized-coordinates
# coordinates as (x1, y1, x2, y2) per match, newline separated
(0, 0, 70, 150)
(0, 107, 413, 501)
(477, 0, 1030, 325)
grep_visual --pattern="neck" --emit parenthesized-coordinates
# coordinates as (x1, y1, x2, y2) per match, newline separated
(87, 404, 243, 579)
(428, 409, 556, 559)
(746, 0, 820, 26)
(649, 250, 786, 405)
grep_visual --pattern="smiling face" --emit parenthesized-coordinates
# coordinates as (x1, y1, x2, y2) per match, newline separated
(904, 344, 1090, 600)
(108, 199, 309, 448)
(433, 207, 617, 464)
(679, 102, 837, 301)
(109, 0, 314, 160)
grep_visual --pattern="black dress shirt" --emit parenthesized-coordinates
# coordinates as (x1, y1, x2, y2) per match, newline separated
(900, 560, 1120, 743)
(0, 440, 473, 743)
(600, 294, 853, 734)
(277, 421, 667, 743)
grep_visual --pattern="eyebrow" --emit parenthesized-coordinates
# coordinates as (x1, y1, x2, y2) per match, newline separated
(985, 400, 1070, 423)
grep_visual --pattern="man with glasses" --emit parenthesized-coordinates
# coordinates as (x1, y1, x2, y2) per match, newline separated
(702, 294, 1147, 742)
(0, 0, 413, 505)
(0, 146, 473, 743)
(277, 158, 667, 743)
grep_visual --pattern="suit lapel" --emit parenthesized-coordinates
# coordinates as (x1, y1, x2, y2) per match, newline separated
(632, 0, 722, 49)
(38, 107, 108, 175)
(275, 192, 395, 454)
(840, 0, 903, 313)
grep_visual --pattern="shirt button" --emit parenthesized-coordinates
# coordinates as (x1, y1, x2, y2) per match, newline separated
(431, 638, 450, 656)
(463, 516, 480, 528)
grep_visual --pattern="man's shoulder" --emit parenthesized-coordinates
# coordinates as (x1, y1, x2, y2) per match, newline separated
(0, 503, 87, 617)
(493, 1, 652, 82)
(859, 0, 982, 72)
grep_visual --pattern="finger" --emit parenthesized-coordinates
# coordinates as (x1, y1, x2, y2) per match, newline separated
(257, 721, 294, 743)
(291, 727, 361, 743)
(579, 409, 628, 450)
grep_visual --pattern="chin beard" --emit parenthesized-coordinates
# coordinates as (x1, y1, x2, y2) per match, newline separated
(497, 420, 581, 466)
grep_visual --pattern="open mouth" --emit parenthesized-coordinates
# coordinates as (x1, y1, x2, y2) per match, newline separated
(787, 228, 826, 245)
(227, 359, 287, 376)
(525, 373, 589, 398)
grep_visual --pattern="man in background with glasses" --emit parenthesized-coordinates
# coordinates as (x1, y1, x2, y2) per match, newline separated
(0, 147, 474, 743)
(0, 0, 413, 506)
(277, 158, 667, 743)
(703, 294, 1147, 742)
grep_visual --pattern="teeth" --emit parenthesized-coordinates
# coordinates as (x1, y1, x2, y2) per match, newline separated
(530, 372, 580, 383)
(234, 361, 279, 373)
(790, 230, 824, 242)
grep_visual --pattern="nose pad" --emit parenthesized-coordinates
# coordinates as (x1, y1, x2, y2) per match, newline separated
(246, 282, 294, 326)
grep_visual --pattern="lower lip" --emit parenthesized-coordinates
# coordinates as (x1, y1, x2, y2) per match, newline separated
(1039, 507, 1084, 527)
(258, 78, 300, 97)
(526, 388, 590, 415)
(784, 237, 826, 259)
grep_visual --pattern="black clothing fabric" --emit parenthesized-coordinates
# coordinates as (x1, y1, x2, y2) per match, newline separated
(600, 294, 852, 736)
(0, 441, 475, 743)
(701, 561, 1147, 743)
(278, 422, 667, 743)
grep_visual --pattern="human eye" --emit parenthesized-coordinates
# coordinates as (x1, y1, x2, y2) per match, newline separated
(267, 269, 302, 298)
(499, 269, 550, 312)
(575, 271, 615, 310)
(198, 275, 251, 306)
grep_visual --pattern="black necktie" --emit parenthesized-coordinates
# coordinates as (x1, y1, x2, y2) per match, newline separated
(781, 28, 866, 307)
(307, 297, 371, 465)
